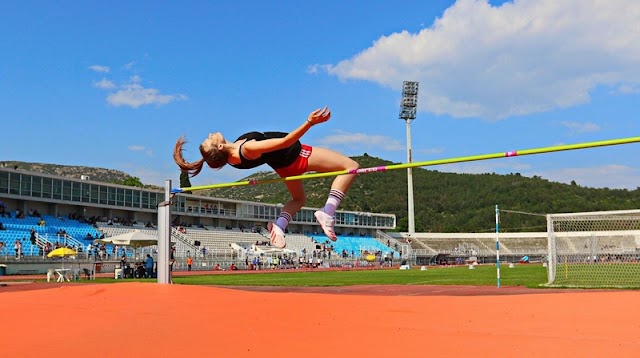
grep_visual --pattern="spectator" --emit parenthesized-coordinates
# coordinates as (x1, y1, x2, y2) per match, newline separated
(145, 254, 154, 278)
(187, 256, 193, 271)
(135, 262, 146, 278)
(14, 240, 22, 258)
(120, 255, 127, 276)
(170, 247, 176, 272)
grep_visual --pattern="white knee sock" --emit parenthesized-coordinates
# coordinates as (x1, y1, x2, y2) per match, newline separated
(275, 212, 292, 230)
(322, 189, 345, 216)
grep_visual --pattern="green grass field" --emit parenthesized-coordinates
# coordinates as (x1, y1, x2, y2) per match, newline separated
(172, 264, 548, 288)
(83, 262, 639, 289)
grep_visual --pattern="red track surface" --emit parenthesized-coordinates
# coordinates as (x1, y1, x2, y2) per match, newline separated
(0, 274, 638, 357)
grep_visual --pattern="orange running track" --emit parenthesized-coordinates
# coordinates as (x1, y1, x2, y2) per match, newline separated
(0, 282, 638, 357)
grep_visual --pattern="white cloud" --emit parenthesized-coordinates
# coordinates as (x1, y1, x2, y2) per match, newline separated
(321, 0, 640, 120)
(560, 121, 601, 134)
(306, 64, 320, 74)
(106, 76, 187, 108)
(317, 130, 406, 151)
(533, 164, 640, 189)
(93, 78, 116, 89)
(128, 145, 154, 157)
(615, 84, 640, 94)
(416, 147, 444, 156)
(89, 65, 110, 73)
(123, 61, 136, 70)
(436, 161, 640, 189)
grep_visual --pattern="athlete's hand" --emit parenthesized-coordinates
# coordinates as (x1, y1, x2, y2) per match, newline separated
(307, 106, 331, 126)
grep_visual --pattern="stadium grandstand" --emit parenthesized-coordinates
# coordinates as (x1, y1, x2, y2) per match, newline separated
(4, 166, 630, 277)
(0, 167, 401, 274)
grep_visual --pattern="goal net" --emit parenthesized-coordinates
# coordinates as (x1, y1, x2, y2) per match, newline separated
(546, 209, 640, 288)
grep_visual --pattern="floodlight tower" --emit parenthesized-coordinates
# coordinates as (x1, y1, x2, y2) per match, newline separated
(399, 81, 419, 234)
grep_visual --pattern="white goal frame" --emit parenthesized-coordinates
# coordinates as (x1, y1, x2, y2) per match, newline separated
(546, 209, 640, 288)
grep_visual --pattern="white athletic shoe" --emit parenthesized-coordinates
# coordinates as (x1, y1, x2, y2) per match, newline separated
(267, 222, 286, 249)
(314, 210, 337, 241)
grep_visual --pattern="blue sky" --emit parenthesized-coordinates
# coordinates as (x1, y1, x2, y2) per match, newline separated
(1, 0, 639, 190)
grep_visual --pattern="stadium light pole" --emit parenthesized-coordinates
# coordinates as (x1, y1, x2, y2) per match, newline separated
(399, 81, 419, 234)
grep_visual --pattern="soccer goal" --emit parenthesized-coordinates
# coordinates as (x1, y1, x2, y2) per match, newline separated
(546, 209, 640, 288)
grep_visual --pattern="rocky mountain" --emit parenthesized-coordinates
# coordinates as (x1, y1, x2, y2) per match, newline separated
(3, 161, 133, 184)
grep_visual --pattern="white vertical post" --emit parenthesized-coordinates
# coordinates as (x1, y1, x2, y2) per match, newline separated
(157, 179, 172, 284)
(406, 120, 415, 234)
(495, 205, 501, 288)
(546, 214, 555, 285)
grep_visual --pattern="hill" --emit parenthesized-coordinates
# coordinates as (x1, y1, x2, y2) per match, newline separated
(1, 161, 161, 189)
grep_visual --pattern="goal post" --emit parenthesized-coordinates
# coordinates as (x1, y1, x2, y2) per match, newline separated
(546, 209, 640, 288)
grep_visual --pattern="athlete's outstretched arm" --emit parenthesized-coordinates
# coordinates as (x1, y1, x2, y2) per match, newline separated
(242, 107, 331, 156)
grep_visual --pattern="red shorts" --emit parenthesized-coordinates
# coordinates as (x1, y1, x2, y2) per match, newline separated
(274, 144, 312, 178)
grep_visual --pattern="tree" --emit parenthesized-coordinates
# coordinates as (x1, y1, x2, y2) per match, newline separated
(112, 176, 144, 187)
(180, 171, 192, 194)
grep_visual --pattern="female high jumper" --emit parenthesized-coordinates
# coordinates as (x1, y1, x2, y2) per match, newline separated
(173, 106, 359, 249)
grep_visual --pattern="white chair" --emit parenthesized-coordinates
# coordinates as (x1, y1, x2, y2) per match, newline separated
(46, 268, 56, 282)
(114, 268, 123, 279)
(71, 268, 80, 281)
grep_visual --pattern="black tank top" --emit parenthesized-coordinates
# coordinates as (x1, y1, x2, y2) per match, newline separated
(230, 131, 302, 170)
